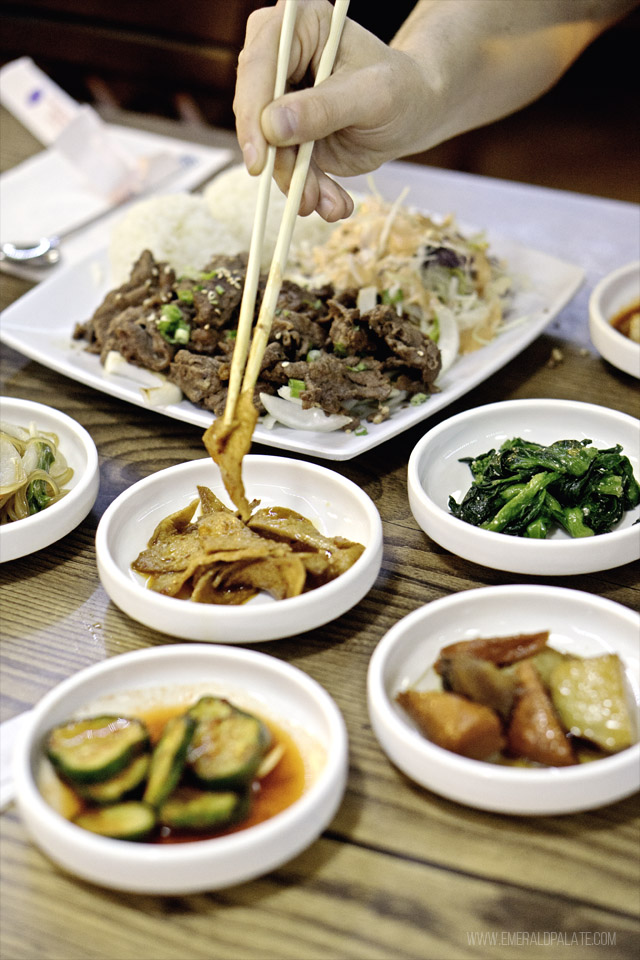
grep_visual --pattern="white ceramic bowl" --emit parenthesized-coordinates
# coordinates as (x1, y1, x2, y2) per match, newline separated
(0, 397, 99, 562)
(13, 643, 348, 894)
(367, 585, 640, 816)
(96, 454, 383, 643)
(589, 261, 640, 378)
(407, 399, 640, 575)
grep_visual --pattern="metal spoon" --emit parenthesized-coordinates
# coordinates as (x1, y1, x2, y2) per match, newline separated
(0, 195, 134, 269)
(0, 236, 62, 268)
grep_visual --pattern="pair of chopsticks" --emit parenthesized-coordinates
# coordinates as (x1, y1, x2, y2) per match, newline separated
(223, 0, 350, 428)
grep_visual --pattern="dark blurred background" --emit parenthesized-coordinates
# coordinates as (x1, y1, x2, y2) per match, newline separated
(1, 0, 638, 202)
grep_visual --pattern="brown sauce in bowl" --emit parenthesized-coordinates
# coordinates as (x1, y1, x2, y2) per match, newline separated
(143, 703, 307, 843)
(610, 299, 640, 342)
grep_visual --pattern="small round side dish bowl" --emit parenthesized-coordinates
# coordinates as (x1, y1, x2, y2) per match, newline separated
(96, 454, 383, 643)
(407, 399, 640, 575)
(0, 397, 99, 562)
(13, 643, 348, 894)
(367, 585, 640, 816)
(589, 261, 640, 378)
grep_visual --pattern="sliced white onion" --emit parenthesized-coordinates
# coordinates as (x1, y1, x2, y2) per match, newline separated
(0, 421, 30, 443)
(260, 413, 277, 430)
(140, 382, 183, 406)
(103, 351, 166, 387)
(259, 392, 351, 433)
(356, 285, 378, 313)
(434, 307, 460, 376)
(20, 440, 41, 476)
(277, 384, 302, 405)
(0, 435, 25, 488)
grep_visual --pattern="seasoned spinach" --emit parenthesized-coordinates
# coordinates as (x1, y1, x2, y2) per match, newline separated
(449, 438, 639, 538)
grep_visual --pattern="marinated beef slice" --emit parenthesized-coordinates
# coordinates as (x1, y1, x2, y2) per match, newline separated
(75, 250, 442, 428)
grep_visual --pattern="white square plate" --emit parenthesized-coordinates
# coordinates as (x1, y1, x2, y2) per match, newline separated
(0, 228, 583, 460)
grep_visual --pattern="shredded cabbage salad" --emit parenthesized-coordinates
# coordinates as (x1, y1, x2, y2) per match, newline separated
(288, 188, 513, 378)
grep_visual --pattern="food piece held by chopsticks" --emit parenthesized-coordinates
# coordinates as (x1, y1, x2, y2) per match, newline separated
(203, 391, 257, 522)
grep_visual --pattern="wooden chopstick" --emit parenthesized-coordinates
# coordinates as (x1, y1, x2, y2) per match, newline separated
(223, 0, 299, 428)
(223, 0, 350, 425)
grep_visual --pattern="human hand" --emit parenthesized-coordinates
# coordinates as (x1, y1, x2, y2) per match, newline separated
(234, 0, 429, 222)
(234, 0, 638, 223)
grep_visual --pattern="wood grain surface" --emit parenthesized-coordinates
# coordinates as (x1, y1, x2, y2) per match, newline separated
(1, 107, 639, 960)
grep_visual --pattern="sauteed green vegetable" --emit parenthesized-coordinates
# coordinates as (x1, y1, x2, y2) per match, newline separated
(448, 437, 639, 538)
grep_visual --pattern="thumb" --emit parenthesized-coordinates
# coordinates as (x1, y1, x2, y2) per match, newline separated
(261, 73, 369, 147)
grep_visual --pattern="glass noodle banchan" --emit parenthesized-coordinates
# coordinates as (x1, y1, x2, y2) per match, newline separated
(0, 420, 73, 524)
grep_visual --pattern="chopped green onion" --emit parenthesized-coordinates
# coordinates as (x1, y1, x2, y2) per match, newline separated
(161, 303, 182, 323)
(215, 284, 225, 295)
(382, 288, 404, 305)
(354, 427, 368, 436)
(177, 288, 194, 304)
(306, 349, 321, 362)
(346, 361, 368, 372)
(158, 304, 191, 345)
(26, 442, 56, 513)
(288, 378, 306, 398)
(410, 393, 429, 406)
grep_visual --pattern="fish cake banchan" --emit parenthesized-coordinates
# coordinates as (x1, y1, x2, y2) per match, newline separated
(132, 485, 364, 604)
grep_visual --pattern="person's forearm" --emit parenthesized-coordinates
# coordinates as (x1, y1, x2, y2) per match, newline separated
(391, 0, 638, 148)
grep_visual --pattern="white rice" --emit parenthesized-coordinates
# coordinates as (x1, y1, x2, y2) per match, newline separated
(108, 192, 244, 285)
(108, 163, 350, 285)
(202, 163, 337, 270)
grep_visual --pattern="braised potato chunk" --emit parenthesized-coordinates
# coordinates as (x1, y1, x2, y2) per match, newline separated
(439, 654, 516, 720)
(396, 690, 505, 760)
(507, 661, 576, 767)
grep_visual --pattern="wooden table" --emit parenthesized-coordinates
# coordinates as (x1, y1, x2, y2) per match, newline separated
(1, 106, 639, 960)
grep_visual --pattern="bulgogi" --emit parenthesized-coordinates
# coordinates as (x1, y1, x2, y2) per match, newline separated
(73, 249, 441, 431)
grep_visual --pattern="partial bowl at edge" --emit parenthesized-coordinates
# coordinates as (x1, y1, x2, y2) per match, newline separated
(0, 397, 99, 562)
(589, 260, 640, 378)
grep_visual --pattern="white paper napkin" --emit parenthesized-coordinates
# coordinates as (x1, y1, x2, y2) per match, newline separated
(0, 125, 234, 282)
